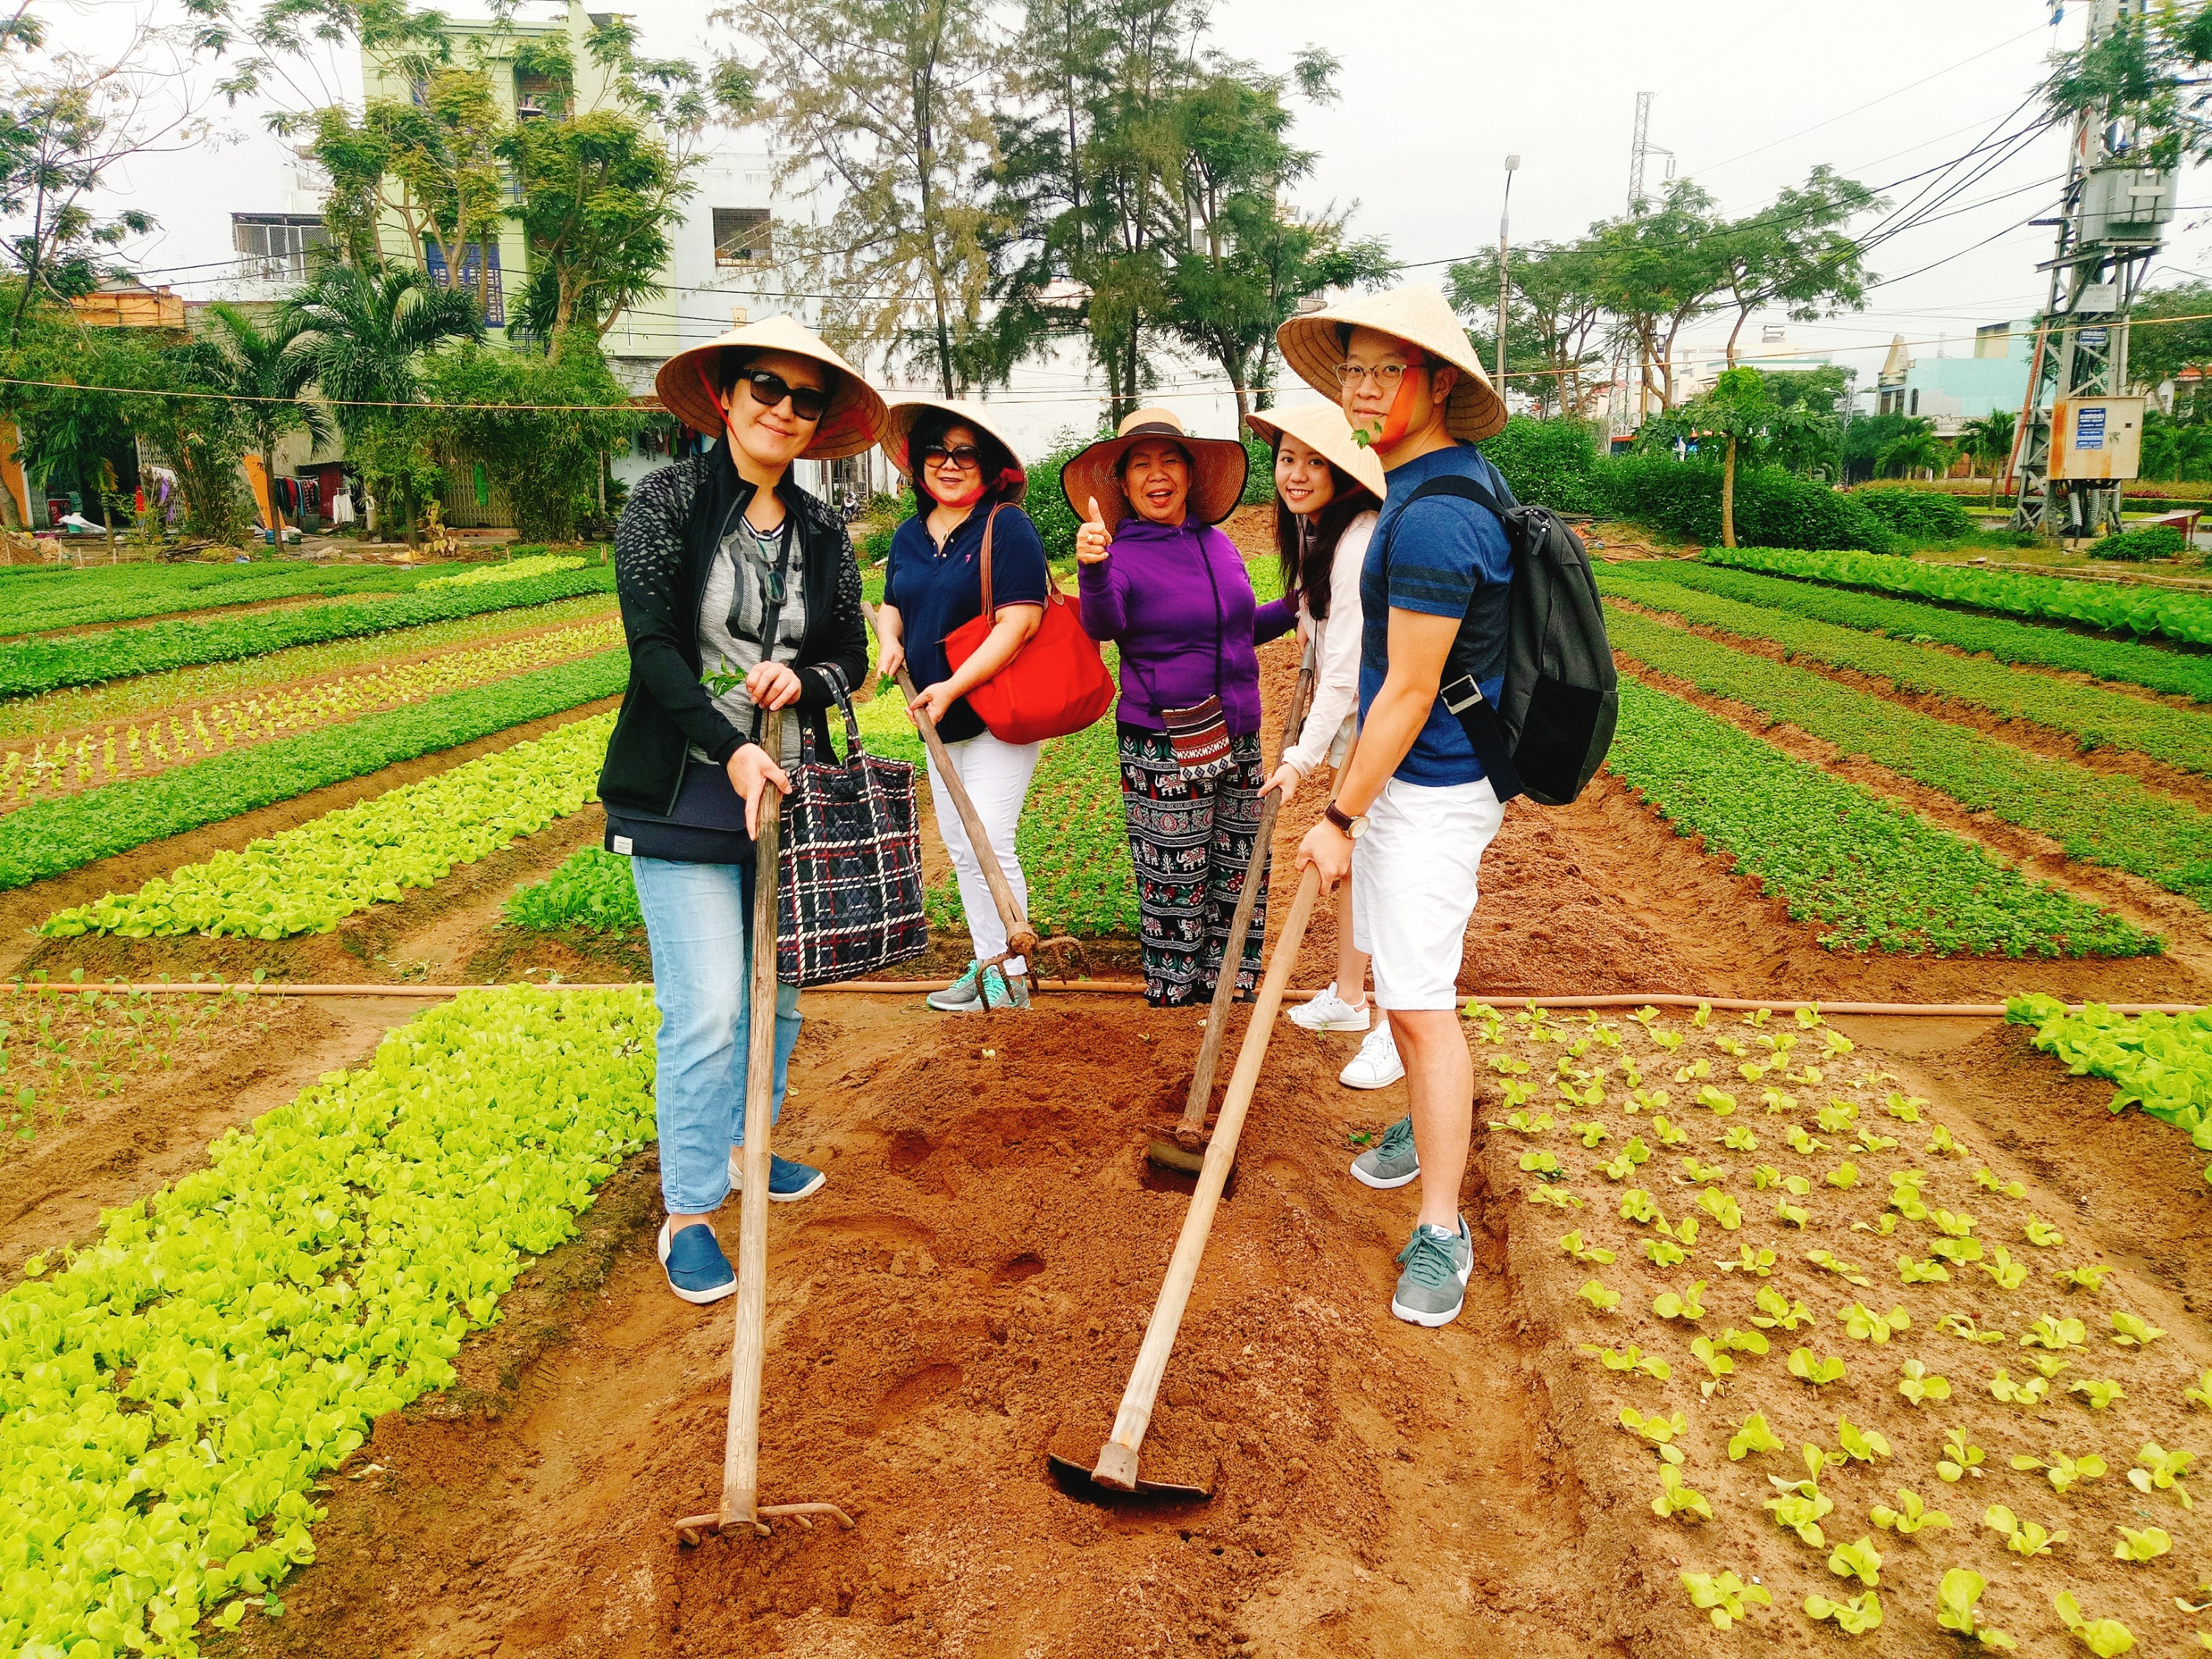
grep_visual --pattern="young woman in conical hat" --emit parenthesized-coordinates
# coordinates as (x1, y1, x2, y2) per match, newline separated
(1242, 401, 1397, 1088)
(874, 396, 1048, 1014)
(1065, 406, 1285, 1009)
(599, 313, 885, 1305)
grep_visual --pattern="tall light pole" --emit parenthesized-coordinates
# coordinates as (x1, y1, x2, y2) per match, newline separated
(1496, 153, 1520, 395)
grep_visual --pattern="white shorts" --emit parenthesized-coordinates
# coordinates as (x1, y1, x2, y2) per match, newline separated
(1350, 774, 1505, 1011)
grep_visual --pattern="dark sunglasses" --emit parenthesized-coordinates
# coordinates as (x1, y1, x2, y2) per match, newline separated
(740, 369, 828, 422)
(919, 442, 982, 470)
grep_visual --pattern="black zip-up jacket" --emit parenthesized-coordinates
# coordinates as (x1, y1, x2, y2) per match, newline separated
(598, 445, 869, 817)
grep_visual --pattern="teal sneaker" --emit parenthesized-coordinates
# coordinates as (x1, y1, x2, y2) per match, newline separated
(1350, 1114, 1419, 1190)
(1391, 1216, 1472, 1328)
(980, 966, 1030, 1010)
(926, 960, 983, 1011)
(728, 1150, 826, 1202)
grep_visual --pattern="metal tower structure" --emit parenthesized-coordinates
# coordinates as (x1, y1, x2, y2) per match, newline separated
(1613, 94, 1677, 434)
(2009, 0, 2175, 535)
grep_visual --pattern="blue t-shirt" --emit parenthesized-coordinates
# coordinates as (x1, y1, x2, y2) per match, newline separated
(1357, 445, 1516, 787)
(883, 501, 1050, 744)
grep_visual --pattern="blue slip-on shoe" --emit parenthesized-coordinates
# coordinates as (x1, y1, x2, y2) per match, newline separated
(729, 1148, 827, 1202)
(658, 1218, 737, 1305)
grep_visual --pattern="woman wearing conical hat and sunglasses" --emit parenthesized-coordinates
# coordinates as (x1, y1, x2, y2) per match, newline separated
(598, 315, 884, 1307)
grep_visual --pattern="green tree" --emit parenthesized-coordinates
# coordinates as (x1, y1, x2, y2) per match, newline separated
(1708, 166, 1884, 367)
(1588, 180, 1728, 412)
(200, 303, 333, 546)
(2127, 282, 2212, 417)
(1705, 366, 1774, 549)
(722, 0, 1001, 395)
(1875, 418, 1946, 481)
(283, 261, 481, 543)
(1956, 409, 2016, 501)
(1450, 240, 1607, 416)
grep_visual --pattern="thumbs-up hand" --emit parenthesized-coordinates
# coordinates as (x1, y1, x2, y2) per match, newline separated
(1075, 495, 1112, 565)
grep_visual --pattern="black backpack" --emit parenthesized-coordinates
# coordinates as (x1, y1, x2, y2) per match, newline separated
(1377, 470, 1618, 807)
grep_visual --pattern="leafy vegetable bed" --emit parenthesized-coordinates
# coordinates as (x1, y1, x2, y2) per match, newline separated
(0, 565, 616, 698)
(0, 985, 655, 1655)
(0, 594, 618, 745)
(0, 616, 622, 806)
(0, 978, 267, 1146)
(418, 554, 584, 589)
(1598, 567, 2212, 776)
(1606, 606, 2212, 910)
(1604, 560, 2212, 705)
(1607, 679, 2153, 957)
(41, 711, 615, 939)
(2006, 996, 2212, 1189)
(501, 845, 640, 934)
(1471, 1000, 2208, 1653)
(0, 651, 621, 895)
(0, 559, 465, 638)
(1701, 547, 2212, 647)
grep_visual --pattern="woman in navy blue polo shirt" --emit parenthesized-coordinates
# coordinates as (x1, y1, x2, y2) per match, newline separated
(874, 399, 1048, 1012)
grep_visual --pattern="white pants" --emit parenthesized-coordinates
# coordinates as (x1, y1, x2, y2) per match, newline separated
(1350, 774, 1505, 1010)
(925, 729, 1041, 976)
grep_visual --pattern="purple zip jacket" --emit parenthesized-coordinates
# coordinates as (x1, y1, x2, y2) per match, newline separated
(1078, 515, 1291, 735)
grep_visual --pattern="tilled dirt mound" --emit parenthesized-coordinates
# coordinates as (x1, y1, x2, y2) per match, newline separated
(226, 1000, 1618, 1659)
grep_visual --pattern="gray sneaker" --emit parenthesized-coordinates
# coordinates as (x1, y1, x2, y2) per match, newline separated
(926, 960, 983, 1011)
(1391, 1217, 1473, 1328)
(1350, 1114, 1419, 1190)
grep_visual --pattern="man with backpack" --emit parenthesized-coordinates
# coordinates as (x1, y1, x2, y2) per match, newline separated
(1278, 285, 1615, 1329)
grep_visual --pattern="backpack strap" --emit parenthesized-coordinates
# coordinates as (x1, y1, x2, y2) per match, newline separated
(1377, 472, 1524, 802)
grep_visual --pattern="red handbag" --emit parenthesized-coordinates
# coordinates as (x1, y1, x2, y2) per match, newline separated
(942, 504, 1116, 745)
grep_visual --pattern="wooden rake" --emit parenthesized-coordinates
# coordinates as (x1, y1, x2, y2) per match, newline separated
(675, 707, 854, 1543)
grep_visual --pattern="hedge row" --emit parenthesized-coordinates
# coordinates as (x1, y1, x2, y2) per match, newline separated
(1599, 564, 2212, 775)
(0, 649, 625, 891)
(1605, 604, 2212, 908)
(1701, 546, 2212, 647)
(1600, 559, 2212, 705)
(0, 564, 616, 698)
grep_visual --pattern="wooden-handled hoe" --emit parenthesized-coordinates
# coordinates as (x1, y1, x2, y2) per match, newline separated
(675, 708, 854, 1543)
(1145, 636, 1316, 1176)
(1049, 857, 1326, 1499)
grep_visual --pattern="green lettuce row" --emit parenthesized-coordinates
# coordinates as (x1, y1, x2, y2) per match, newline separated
(0, 559, 458, 637)
(1701, 545, 2212, 647)
(1601, 558, 2212, 704)
(43, 712, 616, 939)
(1597, 566, 2212, 774)
(1608, 679, 2154, 956)
(0, 985, 657, 1656)
(0, 564, 616, 698)
(2006, 994, 2212, 1186)
(1607, 605, 2212, 910)
(0, 650, 625, 893)
(417, 554, 584, 590)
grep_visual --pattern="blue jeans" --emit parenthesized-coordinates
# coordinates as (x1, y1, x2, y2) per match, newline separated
(630, 855, 804, 1215)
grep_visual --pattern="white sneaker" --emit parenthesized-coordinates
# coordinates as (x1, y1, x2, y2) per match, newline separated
(1340, 1023, 1405, 1090)
(1290, 982, 1371, 1033)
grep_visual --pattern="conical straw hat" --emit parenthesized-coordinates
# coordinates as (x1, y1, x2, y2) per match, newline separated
(1243, 401, 1385, 499)
(879, 395, 1028, 503)
(1276, 285, 1506, 445)
(1058, 407, 1250, 527)
(654, 313, 887, 460)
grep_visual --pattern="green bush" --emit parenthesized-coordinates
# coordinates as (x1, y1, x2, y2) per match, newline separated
(1596, 454, 1894, 552)
(2094, 524, 2188, 562)
(1025, 437, 1085, 560)
(1481, 415, 1608, 515)
(1851, 486, 1974, 542)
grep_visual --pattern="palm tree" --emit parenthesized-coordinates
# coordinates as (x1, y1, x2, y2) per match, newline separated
(1876, 420, 1946, 481)
(1958, 411, 2017, 503)
(201, 304, 333, 549)
(283, 265, 481, 543)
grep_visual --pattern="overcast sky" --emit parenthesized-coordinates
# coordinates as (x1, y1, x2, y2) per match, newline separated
(72, 0, 2197, 405)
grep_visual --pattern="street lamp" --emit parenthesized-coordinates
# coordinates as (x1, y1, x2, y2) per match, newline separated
(1498, 153, 1521, 397)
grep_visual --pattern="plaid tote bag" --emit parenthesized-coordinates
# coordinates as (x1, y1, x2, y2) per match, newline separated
(775, 667, 931, 984)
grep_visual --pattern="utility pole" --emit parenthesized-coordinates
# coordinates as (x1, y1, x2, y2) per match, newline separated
(2009, 0, 2174, 537)
(1497, 153, 1520, 394)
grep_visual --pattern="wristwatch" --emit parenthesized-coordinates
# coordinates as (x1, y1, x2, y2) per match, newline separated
(1323, 801, 1368, 839)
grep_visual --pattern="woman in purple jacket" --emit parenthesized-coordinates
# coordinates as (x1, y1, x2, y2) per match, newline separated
(1068, 408, 1290, 1007)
